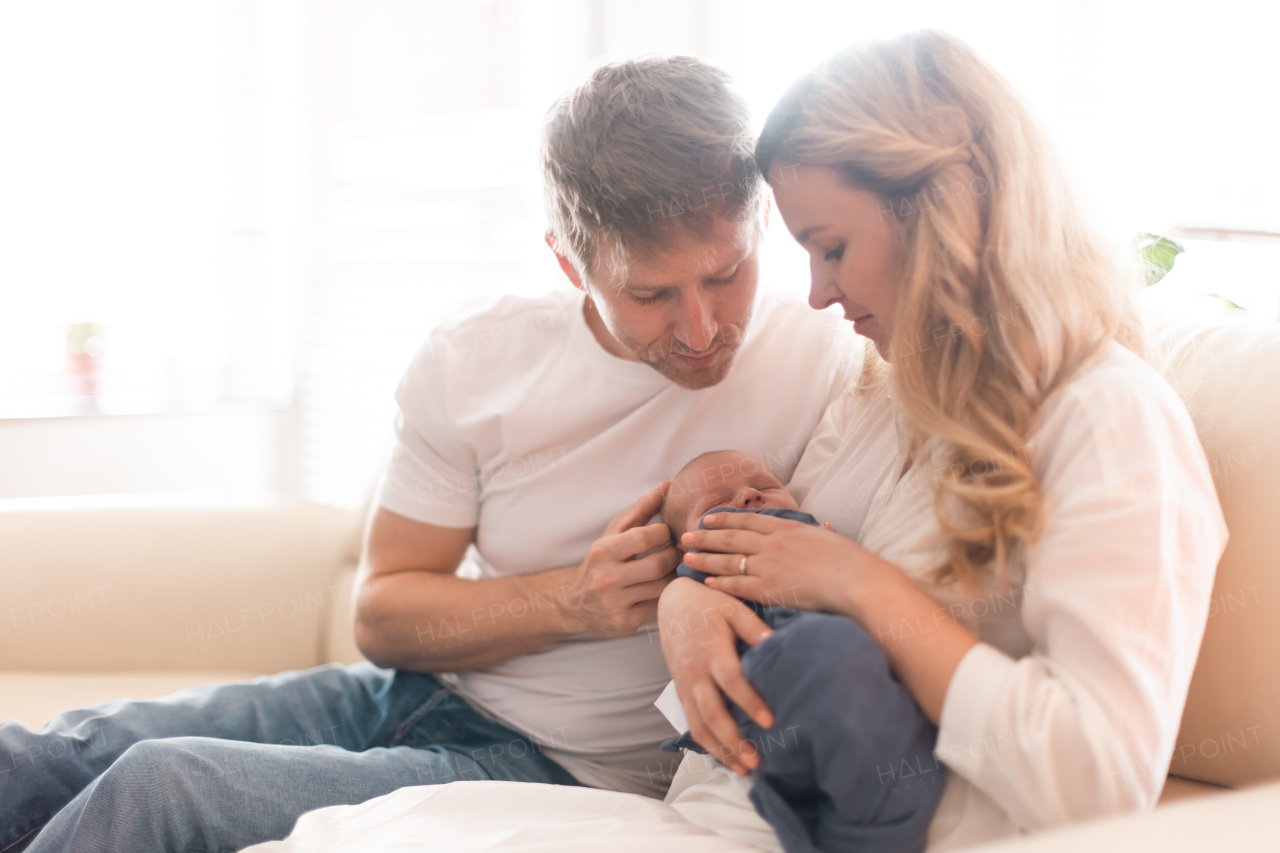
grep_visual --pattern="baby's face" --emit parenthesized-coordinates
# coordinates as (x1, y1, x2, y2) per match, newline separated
(664, 450, 799, 544)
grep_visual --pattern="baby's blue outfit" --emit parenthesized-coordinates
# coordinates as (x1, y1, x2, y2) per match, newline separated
(666, 506, 945, 853)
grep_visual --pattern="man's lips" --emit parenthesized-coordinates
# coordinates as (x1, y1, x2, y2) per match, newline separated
(673, 347, 721, 368)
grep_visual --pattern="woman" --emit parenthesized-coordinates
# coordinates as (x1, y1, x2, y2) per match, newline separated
(659, 30, 1227, 849)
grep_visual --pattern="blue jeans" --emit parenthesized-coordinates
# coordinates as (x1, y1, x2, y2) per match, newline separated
(0, 663, 579, 853)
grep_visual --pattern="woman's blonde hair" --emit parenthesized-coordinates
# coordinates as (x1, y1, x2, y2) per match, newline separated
(757, 31, 1145, 587)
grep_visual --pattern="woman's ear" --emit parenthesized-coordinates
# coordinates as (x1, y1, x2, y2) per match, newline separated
(545, 233, 585, 290)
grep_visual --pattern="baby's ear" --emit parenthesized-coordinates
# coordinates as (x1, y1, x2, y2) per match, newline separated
(662, 524, 682, 555)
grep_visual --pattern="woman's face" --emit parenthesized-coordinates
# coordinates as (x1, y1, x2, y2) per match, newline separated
(770, 164, 904, 360)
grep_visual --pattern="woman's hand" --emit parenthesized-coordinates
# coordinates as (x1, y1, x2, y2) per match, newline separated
(657, 577, 775, 775)
(684, 512, 981, 724)
(681, 513, 880, 617)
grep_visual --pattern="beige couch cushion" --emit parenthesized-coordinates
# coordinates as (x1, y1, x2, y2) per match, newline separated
(0, 501, 360, 674)
(1157, 775, 1226, 805)
(0, 671, 261, 729)
(1151, 320, 1280, 787)
(322, 565, 368, 666)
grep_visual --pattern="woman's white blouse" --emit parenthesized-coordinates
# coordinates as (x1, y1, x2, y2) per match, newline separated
(787, 341, 1228, 849)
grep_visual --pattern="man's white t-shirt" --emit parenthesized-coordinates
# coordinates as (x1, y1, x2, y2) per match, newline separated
(377, 287, 847, 798)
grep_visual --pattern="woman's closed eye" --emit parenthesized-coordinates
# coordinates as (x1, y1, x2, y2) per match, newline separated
(823, 244, 845, 263)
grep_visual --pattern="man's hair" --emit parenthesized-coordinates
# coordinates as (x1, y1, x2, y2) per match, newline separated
(540, 55, 763, 282)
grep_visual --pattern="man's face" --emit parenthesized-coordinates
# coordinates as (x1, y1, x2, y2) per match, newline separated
(585, 216, 761, 390)
(664, 450, 799, 548)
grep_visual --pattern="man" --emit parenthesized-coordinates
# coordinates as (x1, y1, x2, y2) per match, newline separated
(1, 56, 843, 853)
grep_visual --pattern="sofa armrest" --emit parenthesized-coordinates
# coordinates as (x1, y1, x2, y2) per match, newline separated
(0, 497, 361, 674)
(966, 780, 1279, 852)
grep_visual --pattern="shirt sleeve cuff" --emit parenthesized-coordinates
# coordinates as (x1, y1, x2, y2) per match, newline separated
(376, 476, 479, 529)
(935, 641, 1017, 777)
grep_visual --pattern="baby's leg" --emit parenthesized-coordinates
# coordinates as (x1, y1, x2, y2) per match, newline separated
(736, 611, 945, 853)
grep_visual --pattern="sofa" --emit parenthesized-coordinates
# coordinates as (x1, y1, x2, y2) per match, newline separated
(0, 498, 367, 728)
(2, 317, 1278, 849)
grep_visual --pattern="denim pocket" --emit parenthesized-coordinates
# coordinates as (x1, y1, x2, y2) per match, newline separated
(386, 684, 476, 748)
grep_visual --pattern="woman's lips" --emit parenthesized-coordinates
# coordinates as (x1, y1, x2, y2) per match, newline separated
(851, 314, 873, 333)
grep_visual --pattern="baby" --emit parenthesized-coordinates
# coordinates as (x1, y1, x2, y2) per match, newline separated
(662, 449, 821, 594)
(658, 450, 944, 853)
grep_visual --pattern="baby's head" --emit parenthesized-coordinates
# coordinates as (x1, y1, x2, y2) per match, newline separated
(662, 450, 799, 546)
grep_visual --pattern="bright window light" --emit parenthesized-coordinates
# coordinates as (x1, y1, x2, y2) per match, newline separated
(0, 1, 297, 418)
(3, 0, 1274, 505)
(731, 0, 1280, 308)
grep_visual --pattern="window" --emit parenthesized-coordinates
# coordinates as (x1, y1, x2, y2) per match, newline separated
(1141, 232, 1280, 322)
(297, 0, 570, 507)
(730, 0, 1280, 314)
(8, 1, 1273, 504)
(297, 1, 1280, 508)
(0, 0, 300, 419)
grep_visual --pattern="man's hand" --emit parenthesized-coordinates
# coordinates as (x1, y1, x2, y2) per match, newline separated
(560, 482, 680, 637)
(657, 577, 774, 776)
(356, 487, 678, 672)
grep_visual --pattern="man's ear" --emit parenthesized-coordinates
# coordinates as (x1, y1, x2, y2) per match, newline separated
(545, 233, 585, 290)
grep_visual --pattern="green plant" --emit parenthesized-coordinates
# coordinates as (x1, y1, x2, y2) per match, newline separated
(1133, 233, 1184, 286)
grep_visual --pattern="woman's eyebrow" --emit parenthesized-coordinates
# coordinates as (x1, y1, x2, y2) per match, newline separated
(795, 225, 827, 246)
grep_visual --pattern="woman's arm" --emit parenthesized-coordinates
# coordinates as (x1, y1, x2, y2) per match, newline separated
(684, 368, 1228, 829)
(682, 517, 977, 724)
(835, 561, 979, 723)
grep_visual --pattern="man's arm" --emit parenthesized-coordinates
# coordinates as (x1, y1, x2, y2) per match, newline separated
(353, 485, 678, 671)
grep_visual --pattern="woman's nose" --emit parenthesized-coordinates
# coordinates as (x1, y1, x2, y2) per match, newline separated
(808, 264, 842, 311)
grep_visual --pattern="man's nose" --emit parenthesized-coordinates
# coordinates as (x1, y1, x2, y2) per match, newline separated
(676, 289, 719, 352)
(731, 487, 763, 508)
